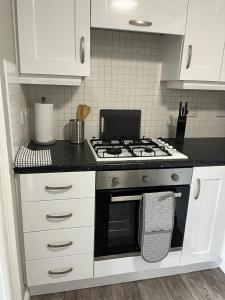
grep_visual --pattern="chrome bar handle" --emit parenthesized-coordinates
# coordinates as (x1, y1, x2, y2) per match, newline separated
(47, 241, 73, 248)
(46, 213, 73, 219)
(194, 178, 201, 200)
(129, 20, 152, 27)
(45, 185, 72, 191)
(100, 117, 105, 137)
(80, 36, 85, 64)
(48, 268, 73, 275)
(186, 45, 192, 69)
(111, 193, 182, 203)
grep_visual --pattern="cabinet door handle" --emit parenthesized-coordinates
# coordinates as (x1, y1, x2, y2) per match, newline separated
(46, 213, 73, 219)
(48, 267, 73, 275)
(80, 36, 85, 64)
(45, 185, 72, 191)
(129, 20, 152, 27)
(47, 241, 73, 248)
(186, 45, 192, 69)
(194, 178, 201, 200)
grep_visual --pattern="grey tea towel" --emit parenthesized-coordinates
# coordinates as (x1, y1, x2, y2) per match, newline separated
(139, 191, 175, 263)
(14, 146, 52, 168)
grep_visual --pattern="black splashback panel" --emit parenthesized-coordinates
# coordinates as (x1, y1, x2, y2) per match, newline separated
(100, 109, 141, 141)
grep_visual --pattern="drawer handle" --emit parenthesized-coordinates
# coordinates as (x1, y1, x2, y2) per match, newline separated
(46, 213, 73, 219)
(194, 178, 201, 200)
(80, 36, 85, 64)
(47, 241, 73, 248)
(48, 267, 73, 275)
(186, 45, 192, 69)
(45, 185, 73, 191)
(129, 20, 152, 27)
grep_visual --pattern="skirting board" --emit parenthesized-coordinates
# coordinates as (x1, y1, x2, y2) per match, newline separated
(29, 261, 219, 296)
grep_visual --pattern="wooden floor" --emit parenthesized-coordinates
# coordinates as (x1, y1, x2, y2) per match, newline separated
(32, 268, 225, 300)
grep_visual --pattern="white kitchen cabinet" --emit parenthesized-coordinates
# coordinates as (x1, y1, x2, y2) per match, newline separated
(91, 0, 188, 35)
(16, 0, 90, 77)
(181, 166, 225, 265)
(26, 253, 93, 286)
(20, 172, 95, 202)
(22, 198, 95, 232)
(161, 0, 225, 88)
(24, 227, 94, 260)
(180, 0, 225, 81)
(19, 171, 95, 291)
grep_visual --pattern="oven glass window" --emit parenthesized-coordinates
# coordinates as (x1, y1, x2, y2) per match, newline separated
(108, 201, 139, 251)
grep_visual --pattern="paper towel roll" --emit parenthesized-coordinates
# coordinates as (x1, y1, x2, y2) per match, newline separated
(34, 103, 55, 145)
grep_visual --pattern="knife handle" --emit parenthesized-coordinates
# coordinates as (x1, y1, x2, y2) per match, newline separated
(185, 102, 189, 116)
(179, 102, 182, 116)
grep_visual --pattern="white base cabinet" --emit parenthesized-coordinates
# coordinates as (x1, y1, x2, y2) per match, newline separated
(18, 167, 225, 295)
(91, 0, 188, 35)
(26, 253, 93, 286)
(19, 172, 95, 288)
(181, 166, 225, 265)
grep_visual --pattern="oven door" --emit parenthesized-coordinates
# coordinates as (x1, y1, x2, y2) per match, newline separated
(95, 185, 190, 259)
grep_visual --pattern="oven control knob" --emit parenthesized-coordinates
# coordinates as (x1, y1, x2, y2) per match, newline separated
(171, 174, 179, 182)
(143, 176, 151, 183)
(112, 177, 120, 186)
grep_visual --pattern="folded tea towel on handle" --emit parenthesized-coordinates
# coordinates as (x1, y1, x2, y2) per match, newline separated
(139, 191, 175, 263)
(15, 146, 52, 168)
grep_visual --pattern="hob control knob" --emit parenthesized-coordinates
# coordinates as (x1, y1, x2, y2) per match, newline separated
(112, 177, 120, 186)
(171, 174, 179, 182)
(143, 176, 151, 183)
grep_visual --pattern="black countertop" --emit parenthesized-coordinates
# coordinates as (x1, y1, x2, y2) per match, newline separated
(14, 138, 225, 174)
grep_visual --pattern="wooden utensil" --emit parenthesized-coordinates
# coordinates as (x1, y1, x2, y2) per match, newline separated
(82, 105, 91, 121)
(76, 104, 91, 121)
(76, 104, 83, 121)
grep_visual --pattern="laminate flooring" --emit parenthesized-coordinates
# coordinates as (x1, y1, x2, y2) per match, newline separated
(32, 268, 225, 300)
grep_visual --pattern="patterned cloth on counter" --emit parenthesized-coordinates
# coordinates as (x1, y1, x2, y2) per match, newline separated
(14, 146, 52, 168)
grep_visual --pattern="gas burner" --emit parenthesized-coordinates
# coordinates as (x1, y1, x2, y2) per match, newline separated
(106, 148, 122, 155)
(88, 138, 188, 161)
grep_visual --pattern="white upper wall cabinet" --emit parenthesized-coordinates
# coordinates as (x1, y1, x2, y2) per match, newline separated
(91, 0, 188, 35)
(161, 0, 225, 86)
(17, 0, 90, 77)
(180, 0, 225, 81)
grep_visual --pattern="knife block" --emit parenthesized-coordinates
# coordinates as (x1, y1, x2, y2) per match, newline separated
(175, 116, 187, 144)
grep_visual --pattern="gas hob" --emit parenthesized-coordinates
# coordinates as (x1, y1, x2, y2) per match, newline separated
(88, 138, 188, 162)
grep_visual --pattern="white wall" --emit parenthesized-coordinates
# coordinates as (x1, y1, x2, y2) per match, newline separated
(25, 29, 225, 140)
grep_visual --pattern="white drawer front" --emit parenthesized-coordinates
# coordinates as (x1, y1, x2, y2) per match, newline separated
(26, 254, 93, 286)
(24, 227, 94, 260)
(22, 198, 94, 232)
(20, 172, 95, 202)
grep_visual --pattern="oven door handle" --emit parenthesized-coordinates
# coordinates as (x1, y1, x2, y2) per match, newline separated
(111, 193, 182, 203)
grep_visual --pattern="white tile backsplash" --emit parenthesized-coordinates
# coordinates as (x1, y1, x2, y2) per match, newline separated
(8, 83, 30, 157)
(23, 29, 225, 140)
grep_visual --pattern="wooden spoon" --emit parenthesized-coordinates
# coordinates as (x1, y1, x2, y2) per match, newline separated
(82, 105, 91, 121)
(76, 105, 83, 121)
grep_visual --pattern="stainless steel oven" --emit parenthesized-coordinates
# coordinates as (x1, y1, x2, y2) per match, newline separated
(95, 168, 193, 260)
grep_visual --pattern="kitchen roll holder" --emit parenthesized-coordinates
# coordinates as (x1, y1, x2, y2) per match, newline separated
(34, 97, 56, 145)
